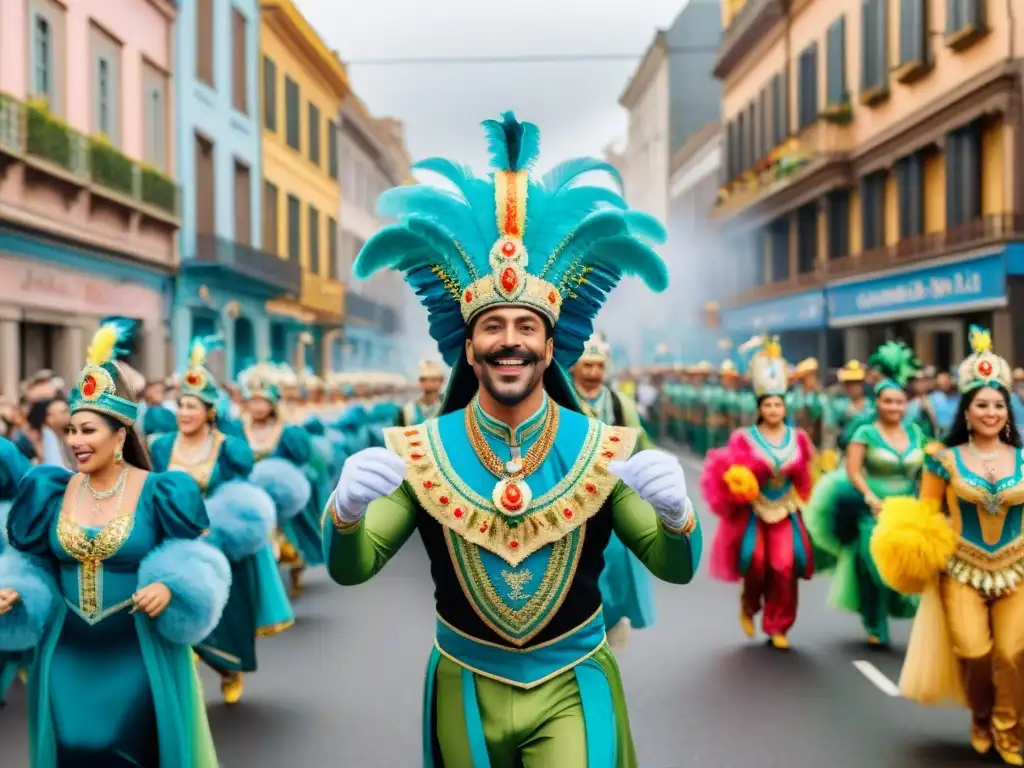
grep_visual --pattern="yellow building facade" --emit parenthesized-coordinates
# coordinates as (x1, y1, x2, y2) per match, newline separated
(260, 0, 348, 371)
(713, 0, 1022, 368)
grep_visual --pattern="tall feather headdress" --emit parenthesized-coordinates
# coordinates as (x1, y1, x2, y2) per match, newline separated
(70, 320, 138, 425)
(867, 340, 920, 390)
(958, 324, 1011, 393)
(180, 334, 223, 406)
(353, 112, 668, 412)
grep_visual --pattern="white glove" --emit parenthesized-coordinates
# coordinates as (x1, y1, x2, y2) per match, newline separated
(608, 450, 692, 529)
(333, 447, 406, 524)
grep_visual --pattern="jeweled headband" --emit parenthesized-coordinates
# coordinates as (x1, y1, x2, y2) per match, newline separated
(69, 322, 138, 426)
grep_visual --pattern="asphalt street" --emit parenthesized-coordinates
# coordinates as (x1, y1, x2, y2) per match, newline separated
(0, 451, 999, 767)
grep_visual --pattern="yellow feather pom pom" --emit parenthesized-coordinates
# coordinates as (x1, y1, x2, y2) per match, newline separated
(85, 324, 119, 367)
(188, 340, 206, 369)
(969, 326, 992, 355)
(870, 496, 955, 595)
(724, 464, 759, 502)
(818, 449, 839, 472)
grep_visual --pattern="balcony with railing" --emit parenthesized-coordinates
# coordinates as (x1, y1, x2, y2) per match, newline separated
(190, 234, 301, 295)
(726, 213, 1024, 306)
(713, 0, 784, 79)
(300, 270, 345, 319)
(0, 94, 181, 268)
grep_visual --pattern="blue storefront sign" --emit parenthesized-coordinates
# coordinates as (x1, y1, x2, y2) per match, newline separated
(720, 290, 826, 334)
(827, 253, 1006, 326)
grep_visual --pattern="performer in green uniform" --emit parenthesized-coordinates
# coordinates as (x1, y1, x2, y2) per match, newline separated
(690, 362, 713, 456)
(397, 359, 446, 427)
(321, 112, 702, 766)
(804, 342, 924, 646)
(570, 332, 656, 651)
(824, 360, 871, 452)
(718, 361, 742, 448)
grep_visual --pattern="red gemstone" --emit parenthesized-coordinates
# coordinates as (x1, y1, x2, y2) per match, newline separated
(410, 453, 423, 460)
(500, 267, 518, 293)
(409, 441, 422, 446)
(610, 436, 620, 442)
(505, 484, 522, 503)
(979, 360, 993, 376)
(563, 508, 574, 519)
(423, 480, 433, 489)
(501, 240, 516, 256)
(186, 373, 199, 385)
(453, 507, 465, 519)
(464, 290, 473, 303)
(438, 495, 450, 505)
(547, 291, 558, 304)
(404, 429, 418, 436)
(585, 482, 597, 494)
(603, 451, 614, 458)
(82, 375, 97, 396)
(479, 523, 488, 533)
(508, 540, 519, 549)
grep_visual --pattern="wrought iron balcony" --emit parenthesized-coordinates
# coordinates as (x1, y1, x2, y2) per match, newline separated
(191, 234, 301, 295)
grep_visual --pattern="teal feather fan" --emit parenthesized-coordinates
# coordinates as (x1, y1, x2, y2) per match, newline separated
(354, 111, 669, 369)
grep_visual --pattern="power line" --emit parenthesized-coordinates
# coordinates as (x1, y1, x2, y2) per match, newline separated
(346, 46, 719, 66)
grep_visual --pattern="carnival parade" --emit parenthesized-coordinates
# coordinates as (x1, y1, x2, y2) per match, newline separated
(2, 0, 1024, 766)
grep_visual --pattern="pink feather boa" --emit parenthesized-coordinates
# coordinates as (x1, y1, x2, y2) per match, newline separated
(700, 427, 814, 582)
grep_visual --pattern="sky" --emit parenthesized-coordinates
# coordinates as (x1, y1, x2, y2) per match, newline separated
(295, 0, 690, 172)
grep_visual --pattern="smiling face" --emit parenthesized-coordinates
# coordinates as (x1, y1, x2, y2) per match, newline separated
(572, 359, 606, 399)
(419, 375, 443, 398)
(966, 386, 1009, 440)
(758, 395, 786, 427)
(177, 395, 210, 435)
(67, 411, 124, 473)
(875, 386, 908, 424)
(246, 396, 274, 421)
(465, 306, 553, 407)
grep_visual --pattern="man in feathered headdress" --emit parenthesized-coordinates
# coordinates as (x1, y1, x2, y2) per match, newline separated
(323, 112, 701, 764)
(395, 358, 446, 427)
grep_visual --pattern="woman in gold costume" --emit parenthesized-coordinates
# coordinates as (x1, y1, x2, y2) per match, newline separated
(872, 326, 1024, 765)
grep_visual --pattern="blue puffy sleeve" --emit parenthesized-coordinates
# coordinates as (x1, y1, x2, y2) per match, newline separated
(149, 470, 210, 541)
(137, 471, 231, 646)
(303, 417, 326, 436)
(7, 465, 73, 557)
(217, 435, 255, 483)
(142, 405, 177, 438)
(0, 436, 32, 499)
(276, 425, 313, 465)
(217, 418, 246, 439)
(148, 432, 176, 473)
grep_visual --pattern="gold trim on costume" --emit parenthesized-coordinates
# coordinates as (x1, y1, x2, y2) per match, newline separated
(383, 419, 637, 567)
(168, 430, 225, 493)
(256, 619, 295, 637)
(242, 414, 286, 460)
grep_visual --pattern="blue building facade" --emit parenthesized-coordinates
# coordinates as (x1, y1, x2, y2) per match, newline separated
(173, 0, 299, 380)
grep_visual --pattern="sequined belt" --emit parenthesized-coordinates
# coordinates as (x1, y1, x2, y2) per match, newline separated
(752, 489, 800, 525)
(434, 609, 606, 689)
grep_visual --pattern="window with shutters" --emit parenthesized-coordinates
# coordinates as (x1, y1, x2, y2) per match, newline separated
(860, 172, 886, 250)
(308, 103, 321, 165)
(768, 217, 791, 282)
(860, 0, 889, 105)
(328, 217, 339, 279)
(263, 181, 279, 255)
(285, 77, 300, 150)
(896, 0, 930, 82)
(196, 0, 213, 87)
(328, 120, 339, 179)
(797, 43, 818, 130)
(771, 73, 787, 146)
(287, 194, 301, 262)
(758, 88, 768, 160)
(231, 8, 248, 113)
(308, 205, 320, 275)
(825, 17, 847, 106)
(737, 112, 747, 172)
(745, 102, 755, 167)
(234, 161, 252, 245)
(795, 203, 818, 274)
(945, 124, 981, 229)
(896, 152, 924, 239)
(946, 0, 987, 50)
(826, 190, 850, 259)
(263, 57, 277, 131)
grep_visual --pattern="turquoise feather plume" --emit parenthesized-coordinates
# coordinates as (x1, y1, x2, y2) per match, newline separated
(352, 111, 670, 367)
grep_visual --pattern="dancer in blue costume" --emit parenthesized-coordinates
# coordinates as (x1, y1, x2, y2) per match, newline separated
(150, 340, 298, 705)
(239, 367, 322, 595)
(397, 359, 446, 427)
(0, 436, 32, 705)
(0, 322, 230, 767)
(571, 332, 656, 651)
(323, 112, 702, 766)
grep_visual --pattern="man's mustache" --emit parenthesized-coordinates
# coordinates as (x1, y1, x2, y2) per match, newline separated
(480, 348, 539, 365)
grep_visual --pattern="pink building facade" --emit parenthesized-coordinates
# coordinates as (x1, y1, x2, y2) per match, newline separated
(0, 0, 179, 394)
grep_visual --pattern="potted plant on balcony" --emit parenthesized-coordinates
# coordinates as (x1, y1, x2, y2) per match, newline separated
(774, 138, 810, 181)
(139, 162, 178, 216)
(716, 184, 731, 207)
(820, 93, 853, 125)
(23, 96, 76, 171)
(89, 133, 134, 197)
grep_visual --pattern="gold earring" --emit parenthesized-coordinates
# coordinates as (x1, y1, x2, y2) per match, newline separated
(115, 449, 124, 463)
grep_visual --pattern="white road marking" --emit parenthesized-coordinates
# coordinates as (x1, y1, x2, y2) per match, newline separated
(852, 660, 900, 697)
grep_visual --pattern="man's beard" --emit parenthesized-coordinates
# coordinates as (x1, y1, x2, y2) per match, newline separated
(475, 346, 545, 406)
